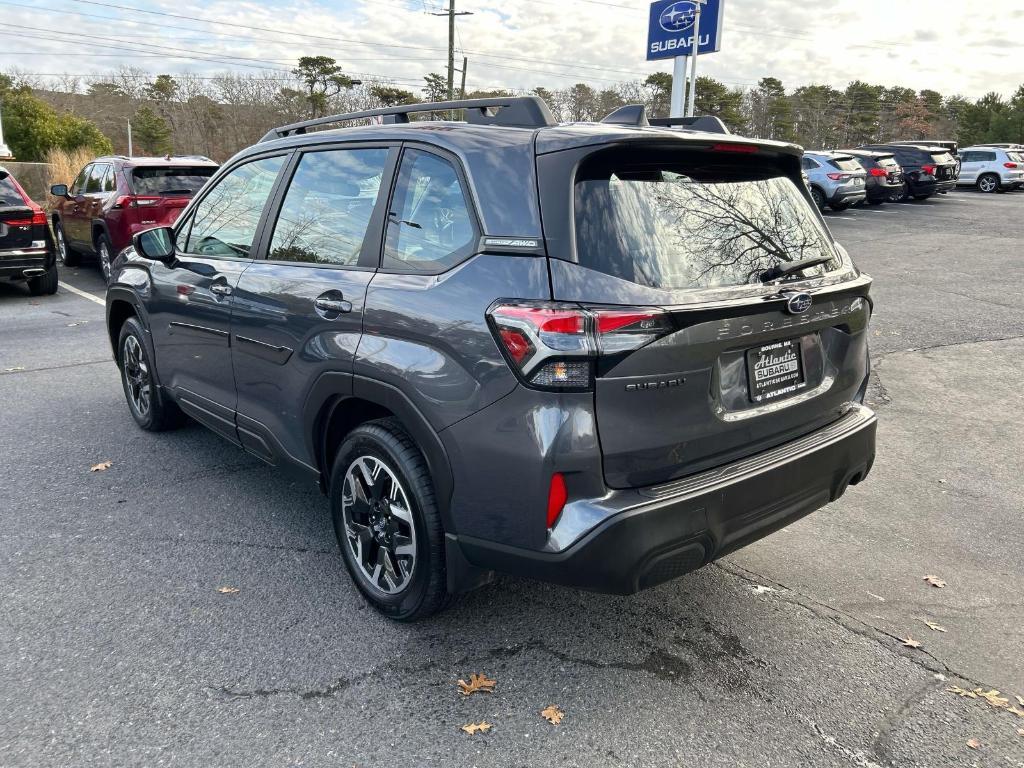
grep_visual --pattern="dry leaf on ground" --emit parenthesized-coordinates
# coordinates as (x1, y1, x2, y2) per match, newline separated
(460, 721, 492, 735)
(948, 687, 1024, 718)
(922, 575, 946, 588)
(457, 673, 496, 696)
(899, 635, 922, 649)
(1016, 696, 1024, 707)
(217, 586, 240, 594)
(4, 366, 26, 372)
(921, 619, 947, 632)
(966, 738, 981, 749)
(541, 705, 564, 725)
(89, 460, 113, 472)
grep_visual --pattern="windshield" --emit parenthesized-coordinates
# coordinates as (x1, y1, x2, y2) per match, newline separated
(830, 158, 863, 172)
(131, 166, 216, 195)
(575, 167, 840, 290)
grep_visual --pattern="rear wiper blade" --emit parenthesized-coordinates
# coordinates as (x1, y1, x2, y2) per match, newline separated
(760, 255, 834, 283)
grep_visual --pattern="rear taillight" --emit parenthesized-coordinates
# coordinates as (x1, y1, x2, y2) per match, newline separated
(868, 168, 888, 177)
(1004, 162, 1019, 169)
(826, 172, 850, 181)
(921, 164, 936, 175)
(114, 195, 161, 209)
(488, 302, 672, 390)
(4, 209, 47, 227)
(711, 143, 759, 153)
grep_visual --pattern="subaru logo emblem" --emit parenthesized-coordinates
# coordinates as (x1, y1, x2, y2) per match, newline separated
(785, 292, 813, 315)
(659, 1, 698, 33)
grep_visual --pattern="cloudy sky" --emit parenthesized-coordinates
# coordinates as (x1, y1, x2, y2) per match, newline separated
(1, 0, 1022, 98)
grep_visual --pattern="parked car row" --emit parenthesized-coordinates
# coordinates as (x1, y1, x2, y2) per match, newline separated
(804, 140, 1024, 213)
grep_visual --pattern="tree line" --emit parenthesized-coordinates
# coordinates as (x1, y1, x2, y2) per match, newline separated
(3, 57, 1023, 163)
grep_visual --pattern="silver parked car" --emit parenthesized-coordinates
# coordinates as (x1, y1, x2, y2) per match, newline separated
(801, 151, 868, 211)
(957, 146, 1024, 193)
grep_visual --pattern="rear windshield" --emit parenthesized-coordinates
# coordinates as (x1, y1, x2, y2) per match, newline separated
(1008, 152, 1024, 163)
(875, 155, 899, 168)
(131, 166, 216, 196)
(0, 175, 25, 207)
(930, 152, 955, 165)
(574, 157, 840, 291)
(829, 157, 862, 172)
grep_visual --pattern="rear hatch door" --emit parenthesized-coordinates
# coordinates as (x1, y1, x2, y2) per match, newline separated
(129, 165, 216, 226)
(930, 151, 958, 180)
(538, 139, 872, 489)
(0, 174, 34, 250)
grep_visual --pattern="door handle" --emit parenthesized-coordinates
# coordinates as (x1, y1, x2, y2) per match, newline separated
(210, 284, 233, 297)
(314, 297, 353, 314)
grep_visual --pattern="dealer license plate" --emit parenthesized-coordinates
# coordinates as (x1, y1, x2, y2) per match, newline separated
(746, 338, 806, 403)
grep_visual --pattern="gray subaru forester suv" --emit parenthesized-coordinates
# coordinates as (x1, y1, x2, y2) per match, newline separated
(106, 97, 876, 620)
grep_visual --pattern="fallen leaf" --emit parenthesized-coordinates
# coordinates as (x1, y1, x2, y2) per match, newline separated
(948, 685, 979, 699)
(4, 366, 25, 372)
(899, 635, 922, 649)
(457, 673, 496, 696)
(750, 584, 776, 595)
(921, 619, 947, 632)
(966, 738, 981, 750)
(541, 705, 564, 725)
(217, 586, 239, 594)
(460, 721, 492, 735)
(1016, 695, 1024, 707)
(89, 460, 113, 472)
(978, 689, 1010, 709)
(922, 575, 946, 588)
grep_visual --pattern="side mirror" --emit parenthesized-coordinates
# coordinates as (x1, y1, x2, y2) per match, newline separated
(133, 227, 176, 264)
(50, 184, 69, 198)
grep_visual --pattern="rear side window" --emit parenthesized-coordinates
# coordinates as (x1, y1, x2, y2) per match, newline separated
(131, 166, 216, 196)
(383, 149, 476, 272)
(800, 157, 818, 170)
(268, 148, 388, 266)
(829, 158, 862, 172)
(1008, 152, 1024, 163)
(0, 175, 25, 206)
(574, 154, 840, 291)
(181, 155, 284, 258)
(85, 163, 109, 193)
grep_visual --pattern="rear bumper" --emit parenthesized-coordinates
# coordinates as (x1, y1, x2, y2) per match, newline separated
(456, 404, 877, 594)
(0, 246, 51, 278)
(830, 186, 867, 203)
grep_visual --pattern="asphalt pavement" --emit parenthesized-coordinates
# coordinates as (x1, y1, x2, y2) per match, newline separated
(1, 189, 1022, 767)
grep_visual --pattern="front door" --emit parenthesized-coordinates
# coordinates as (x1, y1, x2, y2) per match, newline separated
(62, 164, 93, 246)
(231, 145, 394, 469)
(79, 162, 113, 252)
(147, 154, 288, 442)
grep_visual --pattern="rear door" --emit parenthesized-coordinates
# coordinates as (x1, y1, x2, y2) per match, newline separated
(230, 144, 394, 467)
(538, 142, 872, 489)
(128, 164, 217, 227)
(147, 154, 287, 442)
(930, 151, 957, 182)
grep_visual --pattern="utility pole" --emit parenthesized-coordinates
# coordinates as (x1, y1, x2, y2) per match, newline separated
(0, 95, 11, 160)
(459, 56, 468, 99)
(127, 118, 133, 158)
(431, 0, 472, 106)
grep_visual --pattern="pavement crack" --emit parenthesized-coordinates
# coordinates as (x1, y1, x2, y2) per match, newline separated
(0, 358, 111, 375)
(870, 677, 937, 765)
(874, 333, 1024, 362)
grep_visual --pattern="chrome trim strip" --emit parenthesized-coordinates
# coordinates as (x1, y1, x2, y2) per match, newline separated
(717, 374, 836, 422)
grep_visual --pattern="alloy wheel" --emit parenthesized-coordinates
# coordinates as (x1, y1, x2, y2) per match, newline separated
(978, 176, 998, 193)
(56, 227, 67, 265)
(341, 455, 417, 595)
(99, 241, 112, 283)
(122, 335, 151, 417)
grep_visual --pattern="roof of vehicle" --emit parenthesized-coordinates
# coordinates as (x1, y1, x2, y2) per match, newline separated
(861, 143, 952, 154)
(841, 148, 894, 158)
(94, 155, 219, 167)
(804, 150, 855, 159)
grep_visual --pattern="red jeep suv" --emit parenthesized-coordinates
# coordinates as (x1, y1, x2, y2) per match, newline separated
(51, 155, 218, 283)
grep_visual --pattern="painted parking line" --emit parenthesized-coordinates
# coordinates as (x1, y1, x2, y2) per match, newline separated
(59, 282, 105, 307)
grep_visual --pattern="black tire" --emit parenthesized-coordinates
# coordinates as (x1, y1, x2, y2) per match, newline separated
(54, 219, 80, 267)
(809, 187, 826, 211)
(96, 232, 114, 285)
(976, 173, 1000, 194)
(829, 201, 851, 211)
(329, 418, 450, 621)
(28, 266, 58, 296)
(117, 316, 186, 431)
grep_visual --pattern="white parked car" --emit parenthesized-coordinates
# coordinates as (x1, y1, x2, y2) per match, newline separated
(957, 146, 1024, 193)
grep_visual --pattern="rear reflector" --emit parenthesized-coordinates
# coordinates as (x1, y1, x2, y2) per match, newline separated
(546, 473, 568, 529)
(921, 164, 936, 175)
(868, 168, 888, 177)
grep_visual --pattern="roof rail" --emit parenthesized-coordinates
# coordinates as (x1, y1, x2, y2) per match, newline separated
(260, 96, 557, 143)
(600, 104, 649, 127)
(648, 115, 731, 135)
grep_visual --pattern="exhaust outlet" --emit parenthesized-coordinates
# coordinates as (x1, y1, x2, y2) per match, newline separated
(22, 268, 46, 277)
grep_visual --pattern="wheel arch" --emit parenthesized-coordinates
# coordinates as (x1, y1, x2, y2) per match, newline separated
(91, 218, 112, 247)
(105, 287, 149, 358)
(305, 374, 455, 531)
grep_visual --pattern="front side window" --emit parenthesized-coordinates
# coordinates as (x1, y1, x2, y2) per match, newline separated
(70, 166, 91, 195)
(183, 155, 285, 258)
(85, 164, 109, 194)
(268, 148, 388, 266)
(383, 149, 476, 272)
(574, 155, 840, 290)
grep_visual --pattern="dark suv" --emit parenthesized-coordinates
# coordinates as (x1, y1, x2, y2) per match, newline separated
(105, 98, 876, 620)
(858, 144, 957, 201)
(841, 149, 905, 204)
(0, 165, 56, 295)
(50, 155, 218, 283)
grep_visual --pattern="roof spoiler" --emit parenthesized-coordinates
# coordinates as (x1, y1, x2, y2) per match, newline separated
(648, 115, 730, 135)
(260, 96, 557, 142)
